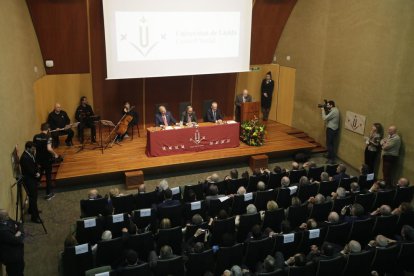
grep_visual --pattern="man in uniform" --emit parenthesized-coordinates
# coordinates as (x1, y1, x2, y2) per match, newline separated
(33, 123, 59, 200)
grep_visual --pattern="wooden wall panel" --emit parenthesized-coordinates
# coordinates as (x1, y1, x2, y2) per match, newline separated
(250, 0, 297, 64)
(192, 74, 237, 120)
(26, 0, 89, 74)
(144, 77, 192, 126)
(277, 66, 295, 125)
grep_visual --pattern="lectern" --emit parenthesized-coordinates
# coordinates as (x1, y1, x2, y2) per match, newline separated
(241, 102, 260, 122)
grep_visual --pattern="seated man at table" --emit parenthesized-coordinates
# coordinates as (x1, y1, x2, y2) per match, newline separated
(205, 101, 223, 123)
(180, 106, 197, 125)
(155, 105, 176, 127)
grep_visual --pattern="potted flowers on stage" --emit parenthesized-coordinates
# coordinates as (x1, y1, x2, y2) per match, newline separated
(240, 118, 266, 146)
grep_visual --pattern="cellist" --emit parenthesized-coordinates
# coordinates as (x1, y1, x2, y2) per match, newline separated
(116, 102, 138, 142)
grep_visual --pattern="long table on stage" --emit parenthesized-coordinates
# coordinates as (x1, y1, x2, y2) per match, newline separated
(146, 122, 240, 157)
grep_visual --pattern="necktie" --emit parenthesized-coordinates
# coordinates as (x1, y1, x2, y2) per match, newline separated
(188, 114, 191, 123)
(243, 97, 246, 103)
(213, 111, 216, 121)
(162, 115, 168, 126)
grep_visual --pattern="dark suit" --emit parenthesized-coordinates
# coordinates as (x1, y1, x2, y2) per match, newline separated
(157, 199, 181, 210)
(205, 108, 223, 123)
(332, 173, 350, 185)
(19, 151, 40, 219)
(0, 219, 25, 276)
(180, 111, 197, 124)
(235, 94, 253, 122)
(155, 111, 176, 126)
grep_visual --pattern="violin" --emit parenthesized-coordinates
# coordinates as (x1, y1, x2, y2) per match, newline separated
(116, 106, 135, 136)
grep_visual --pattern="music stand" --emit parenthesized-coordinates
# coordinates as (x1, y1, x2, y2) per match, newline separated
(98, 120, 116, 153)
(76, 117, 99, 153)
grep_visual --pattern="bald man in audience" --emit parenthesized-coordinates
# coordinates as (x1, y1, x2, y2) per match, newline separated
(88, 189, 102, 200)
(257, 181, 266, 191)
(340, 240, 362, 255)
(370, 204, 392, 216)
(396, 177, 410, 188)
(281, 176, 290, 188)
(47, 102, 74, 147)
(381, 125, 401, 186)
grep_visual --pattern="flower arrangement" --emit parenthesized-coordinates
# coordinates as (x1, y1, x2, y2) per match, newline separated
(240, 118, 266, 146)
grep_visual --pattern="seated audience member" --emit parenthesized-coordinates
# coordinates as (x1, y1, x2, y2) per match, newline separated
(155, 179, 169, 202)
(157, 188, 180, 209)
(392, 202, 414, 215)
(331, 164, 350, 184)
(320, 172, 330, 182)
(401, 225, 414, 241)
(281, 176, 291, 188)
(366, 235, 397, 250)
(118, 249, 143, 269)
(368, 180, 388, 193)
(186, 189, 197, 202)
(273, 165, 283, 174)
(340, 240, 362, 255)
(257, 255, 278, 274)
(241, 170, 250, 179)
(330, 187, 347, 200)
(396, 177, 410, 188)
(92, 230, 113, 254)
(306, 242, 336, 263)
(149, 245, 178, 268)
(184, 229, 208, 254)
(260, 200, 279, 220)
(283, 253, 307, 267)
(303, 161, 317, 170)
(245, 224, 266, 242)
(137, 184, 146, 194)
(257, 181, 266, 191)
(290, 162, 300, 171)
(349, 182, 361, 195)
(236, 186, 246, 196)
(299, 176, 311, 186)
(322, 211, 340, 226)
(206, 173, 220, 184)
(205, 184, 224, 204)
(88, 189, 102, 200)
(341, 203, 367, 223)
(64, 234, 78, 248)
(280, 220, 292, 234)
(307, 193, 326, 209)
(298, 218, 318, 231)
(370, 204, 392, 216)
(359, 164, 369, 176)
(285, 197, 302, 217)
(180, 105, 197, 125)
(236, 204, 258, 226)
(224, 169, 239, 180)
(159, 218, 171, 230)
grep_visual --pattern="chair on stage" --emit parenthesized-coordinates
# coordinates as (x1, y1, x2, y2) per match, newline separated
(202, 99, 213, 122)
(179, 101, 191, 117)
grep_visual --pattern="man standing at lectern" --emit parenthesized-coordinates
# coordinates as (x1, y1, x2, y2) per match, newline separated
(235, 89, 252, 122)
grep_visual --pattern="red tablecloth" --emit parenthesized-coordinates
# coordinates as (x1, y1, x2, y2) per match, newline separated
(146, 122, 240, 157)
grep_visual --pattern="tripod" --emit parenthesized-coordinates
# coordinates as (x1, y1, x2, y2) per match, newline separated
(13, 176, 47, 234)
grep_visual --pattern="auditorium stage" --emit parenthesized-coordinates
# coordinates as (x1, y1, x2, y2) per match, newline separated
(54, 121, 319, 185)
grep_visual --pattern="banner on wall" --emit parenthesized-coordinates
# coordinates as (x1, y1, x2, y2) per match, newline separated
(345, 111, 366, 135)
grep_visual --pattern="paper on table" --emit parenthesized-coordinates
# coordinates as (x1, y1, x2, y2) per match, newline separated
(75, 244, 89, 255)
(165, 126, 174, 130)
(226, 120, 237, 124)
(191, 201, 201, 210)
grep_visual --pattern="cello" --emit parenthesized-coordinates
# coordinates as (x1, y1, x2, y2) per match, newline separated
(116, 105, 135, 136)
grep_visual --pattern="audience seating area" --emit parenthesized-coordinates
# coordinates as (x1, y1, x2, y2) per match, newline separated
(61, 163, 414, 276)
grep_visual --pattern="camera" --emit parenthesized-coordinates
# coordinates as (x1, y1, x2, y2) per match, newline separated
(317, 99, 328, 108)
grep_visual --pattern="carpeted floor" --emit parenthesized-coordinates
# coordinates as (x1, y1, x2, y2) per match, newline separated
(22, 154, 358, 276)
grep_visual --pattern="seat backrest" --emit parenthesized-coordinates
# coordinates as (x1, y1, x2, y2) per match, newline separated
(289, 169, 307, 184)
(178, 101, 191, 117)
(325, 164, 339, 177)
(133, 190, 157, 209)
(231, 194, 253, 215)
(262, 208, 285, 232)
(257, 269, 284, 276)
(268, 172, 287, 190)
(243, 237, 274, 271)
(202, 99, 213, 121)
(247, 175, 260, 192)
(76, 216, 104, 244)
(371, 244, 401, 273)
(273, 232, 303, 258)
(208, 197, 232, 217)
(309, 201, 333, 222)
(276, 188, 292, 209)
(373, 189, 396, 209)
(105, 213, 130, 238)
(254, 189, 277, 211)
(117, 262, 151, 276)
(215, 243, 244, 275)
(183, 183, 204, 202)
(325, 222, 351, 245)
(348, 218, 374, 246)
(80, 198, 108, 218)
(237, 212, 261, 242)
(211, 216, 236, 245)
(339, 177, 357, 191)
(287, 203, 308, 229)
(112, 194, 135, 214)
(158, 204, 183, 227)
(316, 255, 345, 276)
(125, 232, 154, 262)
(354, 192, 375, 213)
(298, 227, 327, 255)
(216, 180, 228, 195)
(297, 184, 318, 202)
(332, 196, 354, 214)
(184, 200, 207, 221)
(397, 241, 414, 271)
(154, 255, 184, 276)
(287, 261, 316, 276)
(186, 249, 215, 275)
(62, 244, 94, 276)
(318, 180, 338, 197)
(397, 211, 414, 233)
(96, 237, 124, 267)
(393, 186, 414, 208)
(185, 222, 209, 241)
(372, 215, 399, 237)
(342, 249, 375, 276)
(308, 166, 325, 182)
(227, 178, 248, 194)
(156, 226, 183, 255)
(132, 208, 156, 231)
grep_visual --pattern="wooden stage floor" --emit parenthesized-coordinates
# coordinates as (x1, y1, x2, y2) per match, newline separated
(54, 121, 316, 184)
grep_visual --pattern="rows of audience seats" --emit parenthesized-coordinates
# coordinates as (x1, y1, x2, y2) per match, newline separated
(61, 162, 414, 276)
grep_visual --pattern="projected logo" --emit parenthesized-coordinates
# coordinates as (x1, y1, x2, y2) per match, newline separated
(119, 17, 162, 57)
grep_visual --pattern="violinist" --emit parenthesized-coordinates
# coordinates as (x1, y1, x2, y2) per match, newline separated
(75, 96, 96, 144)
(116, 102, 138, 142)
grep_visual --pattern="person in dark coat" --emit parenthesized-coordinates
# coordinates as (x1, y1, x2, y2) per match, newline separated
(260, 71, 274, 121)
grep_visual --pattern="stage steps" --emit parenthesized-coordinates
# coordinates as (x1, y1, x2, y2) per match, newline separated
(285, 128, 326, 154)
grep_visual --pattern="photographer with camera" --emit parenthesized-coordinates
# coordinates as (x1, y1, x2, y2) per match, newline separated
(320, 100, 339, 163)
(33, 123, 60, 201)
